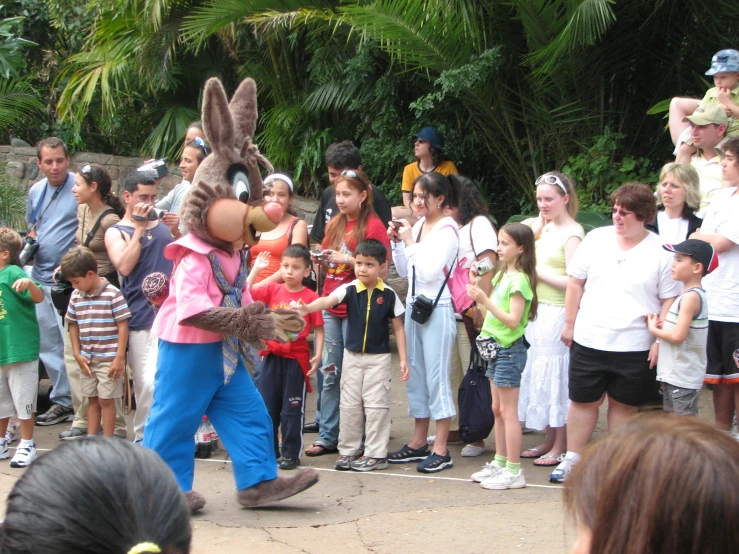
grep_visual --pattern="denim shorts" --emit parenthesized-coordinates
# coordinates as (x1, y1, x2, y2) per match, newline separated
(485, 338, 527, 388)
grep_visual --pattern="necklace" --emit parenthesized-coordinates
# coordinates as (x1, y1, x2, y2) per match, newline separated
(146, 230, 153, 240)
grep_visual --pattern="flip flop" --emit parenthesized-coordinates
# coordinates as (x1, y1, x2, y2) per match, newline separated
(305, 443, 338, 457)
(520, 448, 543, 459)
(533, 454, 563, 467)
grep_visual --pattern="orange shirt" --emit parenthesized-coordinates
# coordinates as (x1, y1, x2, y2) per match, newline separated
(248, 217, 297, 283)
(401, 160, 459, 192)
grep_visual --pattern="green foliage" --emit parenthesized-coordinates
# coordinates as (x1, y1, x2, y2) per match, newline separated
(562, 129, 659, 213)
(0, 78, 43, 131)
(0, 165, 27, 231)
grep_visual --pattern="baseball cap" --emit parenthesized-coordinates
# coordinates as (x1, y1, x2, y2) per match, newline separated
(683, 104, 729, 126)
(663, 239, 719, 274)
(705, 49, 739, 76)
(413, 127, 444, 150)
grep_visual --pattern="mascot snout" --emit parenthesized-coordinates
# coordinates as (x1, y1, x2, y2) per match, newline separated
(207, 198, 284, 247)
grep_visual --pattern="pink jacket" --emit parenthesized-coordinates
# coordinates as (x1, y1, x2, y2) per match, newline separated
(152, 234, 253, 344)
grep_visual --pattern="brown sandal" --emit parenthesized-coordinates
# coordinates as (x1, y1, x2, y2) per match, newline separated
(305, 443, 338, 457)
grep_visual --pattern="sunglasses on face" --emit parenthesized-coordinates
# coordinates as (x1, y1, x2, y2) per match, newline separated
(611, 208, 634, 217)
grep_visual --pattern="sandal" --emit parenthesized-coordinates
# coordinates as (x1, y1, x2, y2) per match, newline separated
(305, 443, 338, 457)
(520, 448, 544, 459)
(388, 444, 430, 464)
(533, 454, 564, 467)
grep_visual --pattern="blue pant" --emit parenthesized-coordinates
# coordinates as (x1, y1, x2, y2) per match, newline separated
(36, 284, 72, 409)
(143, 340, 277, 492)
(405, 303, 457, 420)
(315, 311, 347, 449)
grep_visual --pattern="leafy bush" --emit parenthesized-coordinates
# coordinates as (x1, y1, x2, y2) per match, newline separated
(0, 167, 27, 230)
(562, 129, 660, 214)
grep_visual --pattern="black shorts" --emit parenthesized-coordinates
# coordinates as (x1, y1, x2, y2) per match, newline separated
(705, 320, 739, 385)
(569, 342, 655, 406)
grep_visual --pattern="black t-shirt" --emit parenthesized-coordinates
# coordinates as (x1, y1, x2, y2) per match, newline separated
(310, 183, 392, 243)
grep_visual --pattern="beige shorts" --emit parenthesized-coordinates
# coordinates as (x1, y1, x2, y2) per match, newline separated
(81, 360, 123, 400)
(0, 361, 39, 419)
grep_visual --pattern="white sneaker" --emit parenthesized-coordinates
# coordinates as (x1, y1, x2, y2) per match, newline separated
(5, 421, 20, 444)
(481, 468, 526, 490)
(549, 455, 578, 483)
(0, 440, 8, 460)
(10, 442, 37, 468)
(471, 460, 504, 482)
(461, 444, 485, 457)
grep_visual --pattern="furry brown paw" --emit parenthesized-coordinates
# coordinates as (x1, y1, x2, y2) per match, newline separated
(271, 308, 307, 343)
(237, 302, 277, 350)
(185, 490, 206, 513)
(237, 468, 319, 508)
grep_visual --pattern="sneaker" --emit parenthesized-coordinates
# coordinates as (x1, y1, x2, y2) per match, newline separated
(334, 454, 361, 471)
(351, 456, 388, 472)
(35, 403, 74, 426)
(471, 460, 504, 482)
(461, 444, 485, 457)
(279, 458, 300, 470)
(10, 443, 37, 468)
(59, 427, 88, 440)
(303, 421, 320, 433)
(417, 451, 453, 473)
(481, 468, 526, 490)
(0, 441, 8, 460)
(5, 421, 20, 444)
(550, 455, 577, 483)
(388, 444, 429, 463)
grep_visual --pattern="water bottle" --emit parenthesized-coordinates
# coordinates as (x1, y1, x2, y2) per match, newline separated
(194, 416, 220, 459)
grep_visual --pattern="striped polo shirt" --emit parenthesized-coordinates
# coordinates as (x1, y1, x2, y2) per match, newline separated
(66, 278, 131, 361)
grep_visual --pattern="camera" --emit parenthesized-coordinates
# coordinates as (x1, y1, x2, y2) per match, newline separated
(51, 269, 74, 317)
(472, 258, 494, 276)
(310, 249, 331, 261)
(19, 236, 39, 266)
(410, 294, 435, 324)
(137, 158, 169, 180)
(132, 208, 166, 222)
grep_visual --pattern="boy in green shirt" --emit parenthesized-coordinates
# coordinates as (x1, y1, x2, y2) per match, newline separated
(0, 228, 44, 468)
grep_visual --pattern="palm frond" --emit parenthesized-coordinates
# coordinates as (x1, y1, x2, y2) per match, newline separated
(0, 180, 27, 231)
(0, 79, 44, 130)
(141, 104, 200, 159)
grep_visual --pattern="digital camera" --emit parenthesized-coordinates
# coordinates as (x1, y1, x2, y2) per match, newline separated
(18, 236, 39, 266)
(137, 158, 169, 179)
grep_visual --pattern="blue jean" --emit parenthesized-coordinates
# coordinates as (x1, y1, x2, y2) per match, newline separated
(144, 340, 277, 492)
(405, 303, 457, 420)
(485, 338, 527, 388)
(315, 366, 323, 424)
(35, 283, 72, 409)
(315, 311, 347, 449)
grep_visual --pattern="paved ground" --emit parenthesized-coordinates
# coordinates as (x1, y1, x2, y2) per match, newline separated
(0, 348, 719, 554)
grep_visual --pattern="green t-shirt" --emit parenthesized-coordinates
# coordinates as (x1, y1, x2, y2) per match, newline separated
(480, 271, 534, 348)
(0, 265, 40, 364)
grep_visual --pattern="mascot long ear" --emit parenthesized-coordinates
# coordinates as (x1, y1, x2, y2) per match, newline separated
(202, 78, 235, 155)
(229, 78, 257, 151)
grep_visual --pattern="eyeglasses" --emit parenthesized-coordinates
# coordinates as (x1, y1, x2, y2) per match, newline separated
(611, 208, 634, 217)
(193, 136, 209, 157)
(340, 169, 366, 185)
(414, 139, 427, 145)
(535, 174, 568, 195)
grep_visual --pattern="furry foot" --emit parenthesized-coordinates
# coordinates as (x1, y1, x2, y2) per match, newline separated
(237, 468, 319, 508)
(185, 490, 206, 513)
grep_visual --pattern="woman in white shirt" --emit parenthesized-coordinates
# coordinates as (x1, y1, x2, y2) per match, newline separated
(646, 163, 702, 243)
(550, 183, 680, 484)
(388, 172, 460, 473)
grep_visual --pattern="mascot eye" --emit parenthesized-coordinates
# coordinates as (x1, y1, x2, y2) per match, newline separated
(230, 169, 250, 203)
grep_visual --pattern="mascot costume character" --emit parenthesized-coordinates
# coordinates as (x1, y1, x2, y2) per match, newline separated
(142, 77, 319, 512)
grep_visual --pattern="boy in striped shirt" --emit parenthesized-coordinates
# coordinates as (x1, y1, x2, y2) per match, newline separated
(61, 247, 130, 437)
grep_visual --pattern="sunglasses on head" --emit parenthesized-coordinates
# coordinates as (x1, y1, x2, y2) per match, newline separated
(340, 169, 366, 184)
(535, 174, 568, 195)
(192, 136, 209, 157)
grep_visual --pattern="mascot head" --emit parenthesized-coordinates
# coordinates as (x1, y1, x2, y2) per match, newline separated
(181, 77, 282, 253)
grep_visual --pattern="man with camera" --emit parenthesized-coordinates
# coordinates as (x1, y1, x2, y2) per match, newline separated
(104, 172, 174, 442)
(24, 138, 78, 426)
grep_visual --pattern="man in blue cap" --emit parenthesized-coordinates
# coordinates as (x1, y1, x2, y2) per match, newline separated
(391, 127, 458, 224)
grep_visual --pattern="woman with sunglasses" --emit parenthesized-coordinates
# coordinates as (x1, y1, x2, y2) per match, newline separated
(518, 172, 584, 468)
(156, 137, 210, 237)
(305, 169, 390, 457)
(391, 127, 458, 226)
(550, 183, 681, 484)
(247, 173, 308, 285)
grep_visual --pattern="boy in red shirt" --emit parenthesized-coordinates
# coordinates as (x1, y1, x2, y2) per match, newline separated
(251, 245, 324, 470)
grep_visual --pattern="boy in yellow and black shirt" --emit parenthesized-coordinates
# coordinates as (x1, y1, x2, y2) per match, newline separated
(299, 239, 407, 471)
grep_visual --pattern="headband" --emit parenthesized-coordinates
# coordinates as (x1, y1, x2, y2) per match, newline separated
(127, 543, 161, 554)
(264, 173, 294, 192)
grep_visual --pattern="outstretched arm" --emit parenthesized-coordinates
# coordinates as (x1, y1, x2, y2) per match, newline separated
(297, 294, 339, 316)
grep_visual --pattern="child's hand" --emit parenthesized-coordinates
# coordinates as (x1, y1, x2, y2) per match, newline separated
(646, 313, 662, 332)
(11, 278, 33, 293)
(308, 353, 321, 376)
(399, 360, 409, 381)
(108, 357, 125, 380)
(717, 87, 734, 110)
(296, 298, 309, 317)
(466, 284, 486, 303)
(75, 354, 92, 377)
(253, 251, 271, 272)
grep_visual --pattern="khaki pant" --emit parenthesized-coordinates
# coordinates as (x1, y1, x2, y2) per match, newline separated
(64, 327, 128, 436)
(448, 319, 472, 430)
(338, 350, 392, 459)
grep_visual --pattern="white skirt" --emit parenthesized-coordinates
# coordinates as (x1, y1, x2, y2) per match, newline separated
(518, 303, 570, 429)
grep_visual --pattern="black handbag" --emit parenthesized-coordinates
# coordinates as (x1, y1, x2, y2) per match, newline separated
(458, 344, 494, 444)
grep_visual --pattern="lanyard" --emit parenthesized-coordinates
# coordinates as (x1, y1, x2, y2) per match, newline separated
(28, 174, 70, 229)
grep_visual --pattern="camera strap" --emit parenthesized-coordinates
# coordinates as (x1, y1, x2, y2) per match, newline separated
(28, 174, 71, 229)
(82, 207, 117, 247)
(412, 251, 457, 307)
